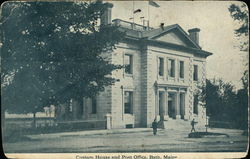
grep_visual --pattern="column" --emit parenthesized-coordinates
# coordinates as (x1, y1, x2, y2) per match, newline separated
(164, 89, 169, 120)
(155, 89, 160, 122)
(161, 91, 165, 121)
(184, 90, 190, 120)
(180, 92, 185, 119)
(175, 91, 181, 119)
(105, 114, 112, 129)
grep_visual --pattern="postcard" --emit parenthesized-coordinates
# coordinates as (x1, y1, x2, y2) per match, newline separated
(1, 1, 248, 159)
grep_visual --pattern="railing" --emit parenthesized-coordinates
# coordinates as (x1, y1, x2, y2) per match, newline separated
(209, 120, 235, 129)
(5, 117, 56, 129)
(4, 117, 106, 131)
(112, 19, 153, 31)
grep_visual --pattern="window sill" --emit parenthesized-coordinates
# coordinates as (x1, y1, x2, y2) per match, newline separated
(168, 77, 175, 80)
(124, 113, 133, 115)
(158, 75, 164, 80)
(179, 78, 185, 82)
(125, 73, 133, 78)
(89, 113, 97, 117)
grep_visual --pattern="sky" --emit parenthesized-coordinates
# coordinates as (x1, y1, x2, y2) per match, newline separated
(110, 1, 248, 89)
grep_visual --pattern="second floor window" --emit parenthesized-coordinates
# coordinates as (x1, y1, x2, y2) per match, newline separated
(158, 57, 164, 76)
(193, 65, 198, 81)
(179, 61, 184, 78)
(125, 54, 133, 74)
(168, 59, 175, 77)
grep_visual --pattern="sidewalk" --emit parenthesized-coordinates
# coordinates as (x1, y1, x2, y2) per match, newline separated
(27, 127, 245, 140)
(27, 128, 152, 140)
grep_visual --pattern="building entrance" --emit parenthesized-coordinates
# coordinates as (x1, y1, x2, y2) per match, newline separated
(168, 93, 176, 118)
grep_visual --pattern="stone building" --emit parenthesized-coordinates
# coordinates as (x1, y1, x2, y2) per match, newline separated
(57, 3, 212, 130)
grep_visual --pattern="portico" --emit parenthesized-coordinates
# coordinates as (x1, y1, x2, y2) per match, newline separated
(155, 83, 188, 121)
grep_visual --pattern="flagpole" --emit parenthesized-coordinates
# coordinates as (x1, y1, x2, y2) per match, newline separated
(133, 0, 135, 25)
(148, 2, 150, 28)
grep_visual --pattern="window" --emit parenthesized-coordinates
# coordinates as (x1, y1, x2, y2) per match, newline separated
(168, 59, 175, 77)
(125, 54, 133, 74)
(124, 91, 133, 114)
(91, 97, 97, 114)
(69, 99, 73, 112)
(179, 61, 184, 78)
(193, 65, 198, 81)
(193, 95, 198, 114)
(158, 57, 164, 76)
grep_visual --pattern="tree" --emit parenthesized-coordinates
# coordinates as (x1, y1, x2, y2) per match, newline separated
(1, 1, 124, 126)
(228, 3, 248, 130)
(228, 3, 249, 89)
(201, 78, 248, 129)
(228, 3, 248, 51)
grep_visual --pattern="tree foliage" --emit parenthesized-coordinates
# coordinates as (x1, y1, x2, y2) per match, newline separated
(201, 79, 248, 129)
(1, 1, 124, 114)
(228, 3, 248, 130)
(228, 3, 249, 51)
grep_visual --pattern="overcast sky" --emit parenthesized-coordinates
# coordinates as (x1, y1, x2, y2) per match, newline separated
(110, 1, 248, 89)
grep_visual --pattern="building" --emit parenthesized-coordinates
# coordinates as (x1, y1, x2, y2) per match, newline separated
(56, 3, 212, 130)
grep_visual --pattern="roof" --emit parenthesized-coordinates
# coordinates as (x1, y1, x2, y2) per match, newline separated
(112, 19, 212, 57)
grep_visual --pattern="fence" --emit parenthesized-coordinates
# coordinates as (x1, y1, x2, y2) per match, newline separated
(209, 120, 235, 129)
(4, 117, 106, 134)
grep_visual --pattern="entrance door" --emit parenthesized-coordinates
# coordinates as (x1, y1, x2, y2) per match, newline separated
(168, 93, 175, 118)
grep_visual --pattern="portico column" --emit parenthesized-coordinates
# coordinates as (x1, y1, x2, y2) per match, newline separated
(154, 84, 160, 122)
(164, 88, 169, 120)
(175, 91, 181, 119)
(161, 91, 165, 121)
(184, 92, 189, 120)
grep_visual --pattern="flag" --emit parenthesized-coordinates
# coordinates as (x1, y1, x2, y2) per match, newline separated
(133, 9, 141, 14)
(149, 0, 160, 8)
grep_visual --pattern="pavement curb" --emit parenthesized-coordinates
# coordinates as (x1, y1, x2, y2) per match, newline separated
(27, 128, 152, 139)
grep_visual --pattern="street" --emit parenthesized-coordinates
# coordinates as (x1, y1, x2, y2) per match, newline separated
(3, 128, 248, 153)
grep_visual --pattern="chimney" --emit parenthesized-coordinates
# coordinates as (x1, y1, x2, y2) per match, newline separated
(100, 3, 113, 25)
(188, 28, 200, 45)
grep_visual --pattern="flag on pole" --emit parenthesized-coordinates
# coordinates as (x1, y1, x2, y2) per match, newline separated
(149, 0, 160, 8)
(133, 9, 142, 14)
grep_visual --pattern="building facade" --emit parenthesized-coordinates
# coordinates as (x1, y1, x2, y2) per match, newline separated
(56, 3, 212, 130)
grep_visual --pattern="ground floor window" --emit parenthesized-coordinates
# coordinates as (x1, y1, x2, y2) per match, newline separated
(193, 95, 198, 114)
(124, 91, 133, 114)
(69, 99, 73, 112)
(91, 97, 97, 114)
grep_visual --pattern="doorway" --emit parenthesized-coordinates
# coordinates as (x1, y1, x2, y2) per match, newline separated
(168, 93, 176, 118)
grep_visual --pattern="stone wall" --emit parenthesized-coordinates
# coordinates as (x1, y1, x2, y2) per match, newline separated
(110, 42, 143, 128)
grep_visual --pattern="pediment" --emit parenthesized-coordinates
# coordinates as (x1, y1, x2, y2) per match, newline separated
(153, 30, 188, 47)
(148, 25, 201, 49)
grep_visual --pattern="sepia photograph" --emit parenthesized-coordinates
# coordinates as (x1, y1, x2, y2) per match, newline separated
(1, 0, 249, 158)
